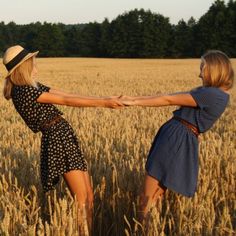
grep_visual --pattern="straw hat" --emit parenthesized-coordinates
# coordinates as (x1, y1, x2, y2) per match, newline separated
(3, 45, 39, 76)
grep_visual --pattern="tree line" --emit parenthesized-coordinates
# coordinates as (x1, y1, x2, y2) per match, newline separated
(0, 0, 235, 58)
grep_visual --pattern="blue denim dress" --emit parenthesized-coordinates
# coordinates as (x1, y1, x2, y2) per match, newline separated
(145, 86, 229, 197)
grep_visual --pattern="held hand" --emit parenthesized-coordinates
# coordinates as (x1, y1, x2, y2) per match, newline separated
(104, 97, 124, 109)
(120, 99, 136, 106)
(119, 95, 136, 106)
(119, 95, 134, 100)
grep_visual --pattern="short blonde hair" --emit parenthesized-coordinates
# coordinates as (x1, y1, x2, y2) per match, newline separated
(201, 50, 234, 90)
(3, 57, 37, 100)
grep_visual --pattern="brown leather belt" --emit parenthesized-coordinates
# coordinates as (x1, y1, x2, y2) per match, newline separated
(40, 115, 63, 131)
(174, 117, 199, 137)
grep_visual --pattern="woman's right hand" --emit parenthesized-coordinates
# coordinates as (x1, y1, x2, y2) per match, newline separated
(104, 97, 124, 109)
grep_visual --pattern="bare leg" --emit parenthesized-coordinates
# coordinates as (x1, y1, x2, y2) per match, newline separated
(83, 171, 94, 233)
(139, 173, 166, 225)
(63, 170, 93, 235)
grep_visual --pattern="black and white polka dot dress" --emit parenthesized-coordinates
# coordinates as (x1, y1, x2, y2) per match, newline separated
(11, 82, 87, 192)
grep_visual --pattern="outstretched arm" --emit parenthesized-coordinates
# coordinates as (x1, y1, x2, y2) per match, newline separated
(48, 88, 119, 100)
(121, 92, 197, 107)
(36, 91, 123, 108)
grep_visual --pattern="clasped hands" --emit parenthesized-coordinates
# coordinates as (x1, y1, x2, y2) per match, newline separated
(105, 95, 136, 109)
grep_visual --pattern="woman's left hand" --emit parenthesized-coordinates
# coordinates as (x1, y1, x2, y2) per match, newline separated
(119, 95, 136, 106)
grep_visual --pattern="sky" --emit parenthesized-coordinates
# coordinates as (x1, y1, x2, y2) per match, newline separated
(0, 0, 229, 25)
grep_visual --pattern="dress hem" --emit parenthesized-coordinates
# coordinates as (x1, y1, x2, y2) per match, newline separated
(42, 167, 88, 193)
(145, 169, 195, 198)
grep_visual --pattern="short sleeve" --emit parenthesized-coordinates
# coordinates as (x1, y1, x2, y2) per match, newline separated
(37, 82, 51, 92)
(12, 84, 50, 104)
(190, 87, 218, 109)
(25, 85, 44, 102)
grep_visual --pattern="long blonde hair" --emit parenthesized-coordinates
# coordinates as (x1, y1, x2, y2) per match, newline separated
(3, 57, 37, 100)
(201, 50, 234, 90)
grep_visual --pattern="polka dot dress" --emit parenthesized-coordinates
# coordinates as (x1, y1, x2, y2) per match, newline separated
(40, 118, 87, 192)
(11, 82, 87, 192)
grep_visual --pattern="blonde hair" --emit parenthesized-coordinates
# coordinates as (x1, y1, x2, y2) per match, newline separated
(201, 50, 234, 90)
(3, 57, 37, 100)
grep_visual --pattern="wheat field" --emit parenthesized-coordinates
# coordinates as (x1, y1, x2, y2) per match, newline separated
(0, 58, 235, 236)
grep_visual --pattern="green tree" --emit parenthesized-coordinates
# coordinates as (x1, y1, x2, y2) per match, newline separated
(0, 2, 235, 58)
(5, 22, 19, 47)
(0, 22, 6, 56)
(225, 0, 236, 56)
(33, 22, 65, 57)
(77, 22, 102, 57)
(140, 10, 172, 58)
(99, 18, 111, 57)
(171, 18, 196, 58)
(64, 25, 82, 56)
(109, 9, 172, 58)
(195, 0, 229, 56)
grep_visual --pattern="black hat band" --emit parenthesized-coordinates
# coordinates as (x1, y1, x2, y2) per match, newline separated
(5, 49, 29, 71)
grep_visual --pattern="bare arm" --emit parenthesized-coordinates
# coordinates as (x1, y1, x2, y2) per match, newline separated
(36, 92, 123, 108)
(121, 93, 197, 107)
(49, 88, 119, 100)
(121, 91, 189, 101)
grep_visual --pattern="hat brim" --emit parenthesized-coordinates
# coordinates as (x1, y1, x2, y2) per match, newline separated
(7, 51, 39, 76)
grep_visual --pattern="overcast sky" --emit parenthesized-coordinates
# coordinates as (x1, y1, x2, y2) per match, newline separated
(0, 0, 229, 25)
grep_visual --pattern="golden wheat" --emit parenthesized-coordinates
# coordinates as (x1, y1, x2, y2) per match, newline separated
(0, 58, 235, 235)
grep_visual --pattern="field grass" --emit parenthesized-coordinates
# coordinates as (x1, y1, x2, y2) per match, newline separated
(0, 58, 235, 235)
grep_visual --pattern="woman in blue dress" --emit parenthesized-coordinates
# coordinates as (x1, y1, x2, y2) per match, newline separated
(122, 50, 234, 221)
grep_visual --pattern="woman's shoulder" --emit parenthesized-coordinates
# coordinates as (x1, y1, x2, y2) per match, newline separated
(189, 86, 229, 109)
(11, 84, 40, 100)
(191, 86, 229, 97)
(12, 84, 36, 93)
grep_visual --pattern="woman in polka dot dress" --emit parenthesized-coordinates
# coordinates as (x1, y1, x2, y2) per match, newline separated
(2, 45, 123, 233)
(121, 50, 234, 224)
